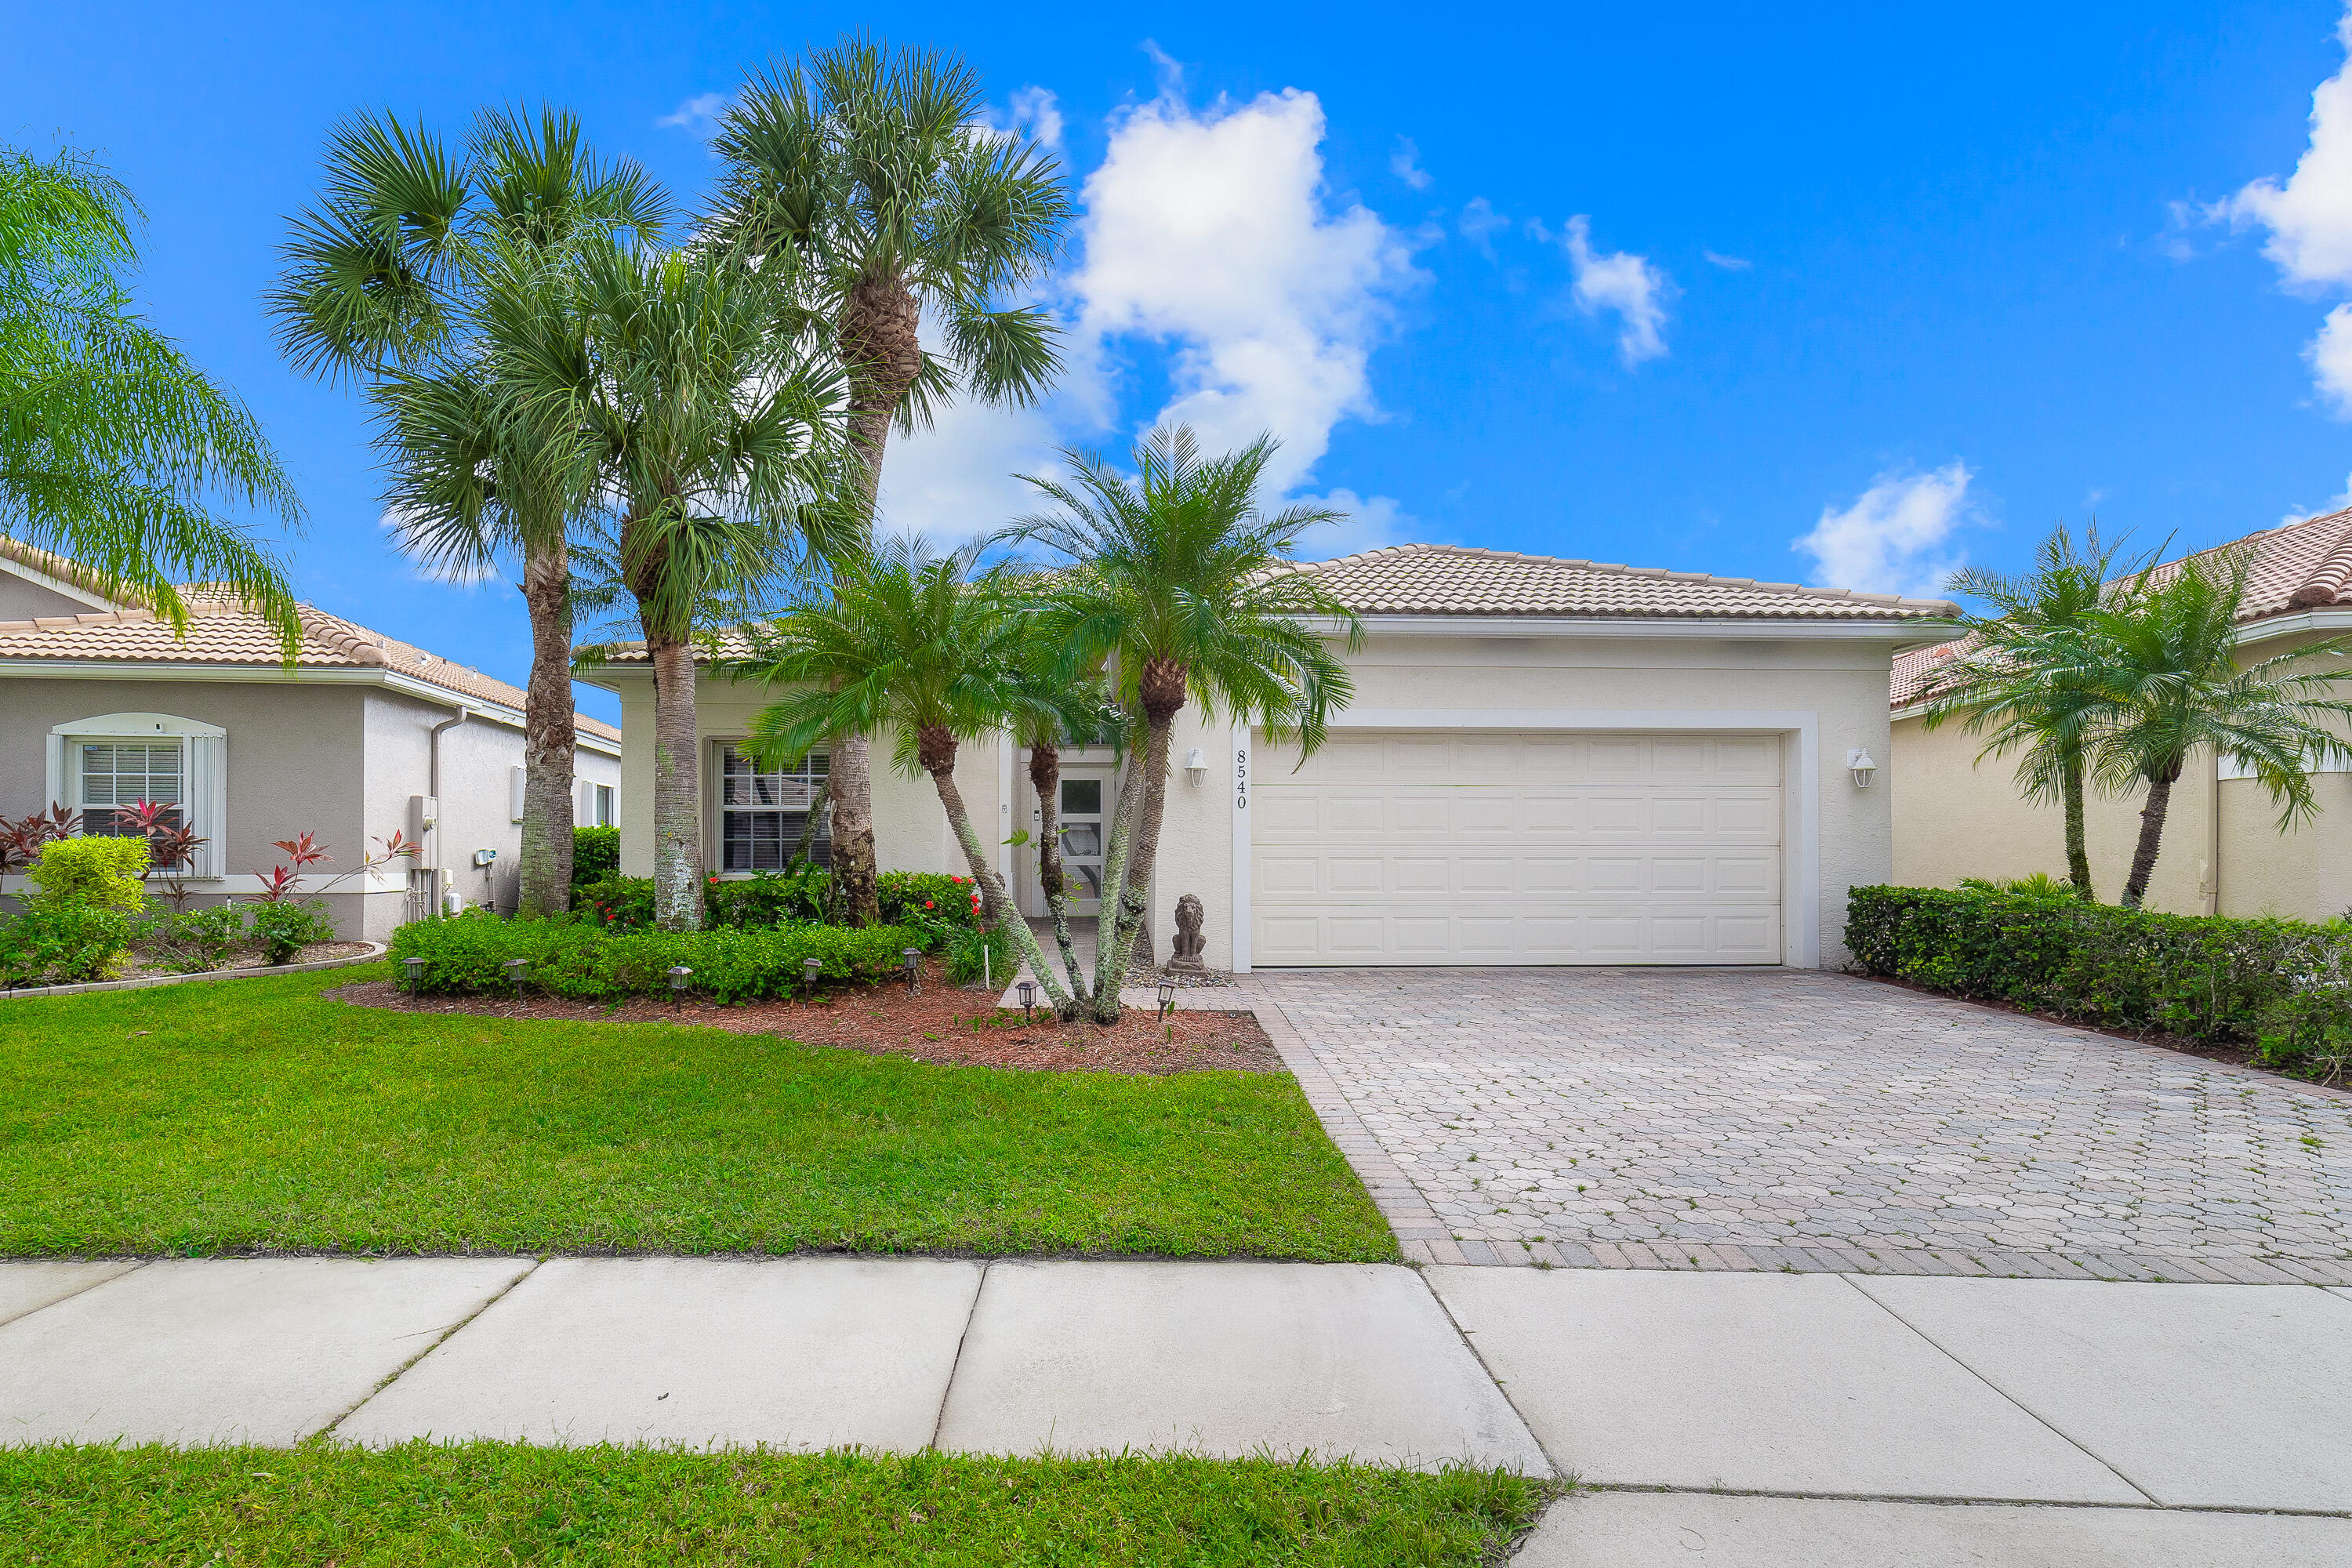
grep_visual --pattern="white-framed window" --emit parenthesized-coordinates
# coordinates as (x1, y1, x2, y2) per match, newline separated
(592, 782, 615, 828)
(47, 713, 226, 877)
(718, 743, 828, 872)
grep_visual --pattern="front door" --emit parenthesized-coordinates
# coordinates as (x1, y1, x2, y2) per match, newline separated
(1023, 770, 1110, 917)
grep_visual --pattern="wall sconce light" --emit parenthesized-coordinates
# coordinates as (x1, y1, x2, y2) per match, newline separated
(1846, 748, 1878, 789)
(1184, 748, 1208, 786)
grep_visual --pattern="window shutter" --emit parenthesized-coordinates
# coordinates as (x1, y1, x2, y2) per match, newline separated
(510, 766, 526, 824)
(578, 779, 593, 824)
(186, 734, 227, 878)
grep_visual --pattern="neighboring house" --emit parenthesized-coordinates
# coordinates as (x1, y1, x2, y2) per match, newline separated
(0, 543, 621, 939)
(1890, 507, 2352, 917)
(583, 544, 1951, 970)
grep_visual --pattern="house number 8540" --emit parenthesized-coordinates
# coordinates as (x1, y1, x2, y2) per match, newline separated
(1234, 747, 1248, 810)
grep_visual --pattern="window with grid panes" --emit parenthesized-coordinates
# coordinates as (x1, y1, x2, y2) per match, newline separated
(719, 745, 829, 871)
(78, 740, 183, 839)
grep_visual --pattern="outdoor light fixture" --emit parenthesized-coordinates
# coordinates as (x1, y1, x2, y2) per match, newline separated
(1184, 748, 1208, 786)
(503, 956, 528, 1000)
(403, 956, 426, 996)
(1846, 748, 1878, 789)
(1159, 976, 1178, 1041)
(1017, 979, 1036, 1022)
(666, 964, 692, 1007)
(903, 947, 922, 994)
(802, 956, 822, 996)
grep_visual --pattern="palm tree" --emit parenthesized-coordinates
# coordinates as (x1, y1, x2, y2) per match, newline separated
(718, 542, 1089, 1009)
(1011, 426, 1361, 1017)
(524, 234, 847, 930)
(2082, 549, 2352, 907)
(1916, 524, 2136, 899)
(268, 107, 665, 915)
(2, 146, 300, 635)
(708, 38, 1072, 928)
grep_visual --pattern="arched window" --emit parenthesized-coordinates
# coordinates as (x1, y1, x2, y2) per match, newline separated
(46, 713, 227, 877)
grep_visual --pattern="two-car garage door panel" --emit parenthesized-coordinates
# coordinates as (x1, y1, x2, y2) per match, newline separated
(1252, 732, 1783, 966)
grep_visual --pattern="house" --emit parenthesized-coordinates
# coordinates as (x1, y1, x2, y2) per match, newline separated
(583, 544, 1954, 970)
(1890, 506, 2352, 917)
(0, 542, 622, 939)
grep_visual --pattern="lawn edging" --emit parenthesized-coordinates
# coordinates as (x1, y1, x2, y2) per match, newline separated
(0, 942, 387, 1002)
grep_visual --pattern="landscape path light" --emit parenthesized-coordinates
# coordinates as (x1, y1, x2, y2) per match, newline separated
(403, 956, 426, 996)
(1159, 976, 1178, 1042)
(1017, 979, 1036, 1022)
(903, 947, 922, 994)
(503, 957, 527, 1002)
(802, 956, 823, 999)
(667, 965, 692, 1008)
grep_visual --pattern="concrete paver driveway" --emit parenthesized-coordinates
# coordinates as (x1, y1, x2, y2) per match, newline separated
(1250, 967, 2352, 1279)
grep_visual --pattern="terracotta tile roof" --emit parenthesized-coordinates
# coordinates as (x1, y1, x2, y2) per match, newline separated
(1279, 544, 1959, 619)
(0, 587, 621, 743)
(1889, 505, 2352, 711)
(586, 543, 1955, 668)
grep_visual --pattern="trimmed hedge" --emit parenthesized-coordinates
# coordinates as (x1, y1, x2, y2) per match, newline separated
(387, 909, 931, 1003)
(1846, 884, 2352, 1044)
(571, 826, 621, 887)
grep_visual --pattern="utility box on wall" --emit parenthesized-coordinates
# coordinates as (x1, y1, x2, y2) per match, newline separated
(408, 794, 437, 840)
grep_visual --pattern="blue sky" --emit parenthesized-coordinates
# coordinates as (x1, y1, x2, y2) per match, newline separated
(13, 3, 2352, 723)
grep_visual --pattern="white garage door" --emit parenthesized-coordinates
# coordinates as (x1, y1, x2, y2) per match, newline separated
(1250, 731, 1784, 966)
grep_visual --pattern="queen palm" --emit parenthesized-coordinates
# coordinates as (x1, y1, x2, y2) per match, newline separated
(523, 234, 847, 930)
(1917, 524, 2136, 900)
(269, 107, 664, 915)
(708, 38, 1071, 927)
(2082, 549, 2352, 907)
(720, 542, 1091, 1011)
(3, 146, 300, 634)
(1011, 426, 1360, 1018)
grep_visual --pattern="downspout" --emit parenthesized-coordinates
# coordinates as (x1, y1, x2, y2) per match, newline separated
(2206, 746, 2223, 916)
(429, 707, 471, 914)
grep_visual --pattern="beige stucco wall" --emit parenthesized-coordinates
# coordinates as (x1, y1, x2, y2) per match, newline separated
(601, 668, 1000, 886)
(0, 575, 100, 621)
(1889, 626, 2352, 919)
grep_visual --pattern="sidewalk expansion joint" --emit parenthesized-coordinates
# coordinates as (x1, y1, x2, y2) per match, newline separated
(1835, 1274, 2161, 1507)
(1413, 1273, 1564, 1482)
(1577, 1483, 2352, 1519)
(0, 1259, 149, 1331)
(927, 1260, 989, 1452)
(314, 1255, 543, 1441)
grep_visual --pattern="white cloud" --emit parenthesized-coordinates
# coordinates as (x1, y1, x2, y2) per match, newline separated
(2310, 302, 2352, 415)
(1563, 215, 1672, 365)
(2227, 11, 2352, 290)
(1070, 85, 1419, 495)
(658, 92, 730, 136)
(976, 85, 1063, 151)
(1390, 136, 1432, 191)
(1704, 249, 1751, 270)
(1286, 487, 1422, 560)
(2281, 466, 2352, 528)
(1793, 463, 1976, 598)
(1459, 197, 1510, 258)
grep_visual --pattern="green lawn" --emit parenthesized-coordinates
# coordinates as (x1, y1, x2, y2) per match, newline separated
(0, 967, 1395, 1261)
(0, 1445, 1557, 1566)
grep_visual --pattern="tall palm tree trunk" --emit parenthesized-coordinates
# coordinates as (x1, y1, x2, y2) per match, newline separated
(826, 274, 923, 930)
(2120, 760, 2182, 909)
(920, 727, 1073, 1012)
(647, 622, 705, 931)
(2059, 746, 2093, 902)
(1108, 658, 1189, 975)
(515, 535, 577, 918)
(1028, 735, 1087, 999)
(1089, 738, 1151, 1021)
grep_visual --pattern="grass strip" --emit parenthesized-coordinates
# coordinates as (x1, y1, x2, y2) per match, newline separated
(0, 967, 1396, 1262)
(0, 1443, 1555, 1566)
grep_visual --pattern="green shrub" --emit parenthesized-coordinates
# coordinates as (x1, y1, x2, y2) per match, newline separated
(1846, 884, 2352, 1047)
(136, 904, 247, 974)
(571, 825, 621, 887)
(388, 909, 932, 1002)
(880, 870, 982, 929)
(27, 836, 150, 912)
(0, 900, 132, 986)
(941, 919, 1018, 988)
(249, 899, 337, 965)
(575, 869, 834, 932)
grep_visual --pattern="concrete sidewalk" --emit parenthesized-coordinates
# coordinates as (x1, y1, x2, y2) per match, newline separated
(4, 1257, 2348, 1560)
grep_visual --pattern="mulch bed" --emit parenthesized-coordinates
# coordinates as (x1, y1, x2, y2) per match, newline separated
(119, 940, 376, 982)
(330, 956, 1279, 1076)
(1854, 971, 2352, 1094)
